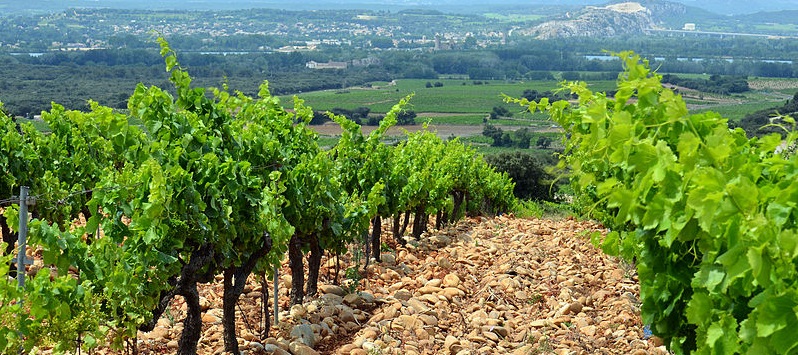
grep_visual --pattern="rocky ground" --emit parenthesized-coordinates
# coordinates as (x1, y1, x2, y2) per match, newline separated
(133, 215, 670, 355)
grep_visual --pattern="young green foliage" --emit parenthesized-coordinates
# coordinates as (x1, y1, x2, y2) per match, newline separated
(510, 51, 798, 354)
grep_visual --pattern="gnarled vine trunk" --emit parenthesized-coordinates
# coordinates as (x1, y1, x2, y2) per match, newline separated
(177, 283, 202, 355)
(392, 214, 404, 246)
(371, 216, 382, 262)
(288, 234, 305, 305)
(412, 204, 427, 240)
(306, 232, 322, 297)
(1, 216, 18, 277)
(140, 243, 215, 355)
(222, 233, 273, 354)
(399, 211, 410, 237)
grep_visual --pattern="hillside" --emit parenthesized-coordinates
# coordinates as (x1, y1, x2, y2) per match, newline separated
(519, 1, 693, 39)
(129, 216, 667, 354)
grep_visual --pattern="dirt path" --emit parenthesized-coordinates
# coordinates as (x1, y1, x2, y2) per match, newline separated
(130, 216, 667, 355)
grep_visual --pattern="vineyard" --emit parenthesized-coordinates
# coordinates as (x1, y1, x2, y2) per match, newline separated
(0, 38, 515, 354)
(3, 41, 798, 355)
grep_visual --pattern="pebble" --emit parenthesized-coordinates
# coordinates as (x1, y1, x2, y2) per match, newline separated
(394, 289, 412, 301)
(319, 284, 346, 297)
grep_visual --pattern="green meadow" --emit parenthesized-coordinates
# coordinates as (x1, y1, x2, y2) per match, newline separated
(285, 76, 798, 131)
(284, 78, 616, 113)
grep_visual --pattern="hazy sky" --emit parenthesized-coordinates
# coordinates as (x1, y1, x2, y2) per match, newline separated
(4, 0, 798, 15)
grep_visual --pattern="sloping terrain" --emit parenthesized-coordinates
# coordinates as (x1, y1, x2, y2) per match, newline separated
(132, 216, 669, 354)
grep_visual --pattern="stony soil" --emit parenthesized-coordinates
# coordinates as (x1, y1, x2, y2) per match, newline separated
(132, 215, 669, 355)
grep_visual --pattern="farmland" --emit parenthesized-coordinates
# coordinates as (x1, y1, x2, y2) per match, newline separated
(284, 76, 798, 146)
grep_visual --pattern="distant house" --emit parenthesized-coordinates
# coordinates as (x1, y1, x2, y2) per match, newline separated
(683, 23, 696, 31)
(306, 60, 348, 70)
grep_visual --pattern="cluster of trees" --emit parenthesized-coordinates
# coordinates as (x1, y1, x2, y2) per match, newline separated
(485, 151, 557, 201)
(482, 124, 553, 150)
(0, 41, 515, 354)
(0, 50, 392, 116)
(662, 74, 750, 95)
(520, 89, 575, 102)
(310, 107, 416, 126)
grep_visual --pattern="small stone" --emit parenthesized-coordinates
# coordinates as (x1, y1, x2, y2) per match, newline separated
(444, 335, 459, 350)
(166, 340, 178, 349)
(381, 254, 397, 265)
(320, 293, 344, 306)
(201, 314, 220, 324)
(362, 328, 378, 340)
(569, 301, 583, 314)
(289, 341, 319, 355)
(343, 293, 365, 308)
(394, 289, 412, 301)
(419, 314, 438, 327)
(580, 325, 597, 337)
(425, 278, 443, 288)
(264, 344, 290, 355)
(319, 284, 347, 296)
(530, 320, 548, 328)
(441, 287, 464, 301)
(483, 331, 499, 342)
(418, 286, 443, 295)
(484, 325, 508, 338)
(443, 273, 461, 288)
(199, 296, 211, 311)
(407, 298, 433, 315)
(290, 324, 318, 348)
(438, 256, 453, 269)
(338, 344, 357, 354)
(290, 304, 308, 319)
(339, 308, 356, 323)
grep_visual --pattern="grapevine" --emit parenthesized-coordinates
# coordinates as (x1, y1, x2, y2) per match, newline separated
(511, 51, 798, 354)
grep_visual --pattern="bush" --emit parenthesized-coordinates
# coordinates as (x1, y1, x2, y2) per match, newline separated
(485, 151, 556, 201)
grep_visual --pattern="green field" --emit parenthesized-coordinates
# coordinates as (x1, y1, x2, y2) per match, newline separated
(284, 78, 616, 114)
(284, 78, 615, 127)
(289, 76, 798, 135)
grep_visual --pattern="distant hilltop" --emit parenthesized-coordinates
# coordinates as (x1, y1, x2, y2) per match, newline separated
(519, 1, 689, 39)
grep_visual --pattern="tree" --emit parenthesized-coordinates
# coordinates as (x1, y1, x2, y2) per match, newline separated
(536, 135, 553, 149)
(485, 152, 555, 200)
(396, 109, 417, 125)
(490, 106, 512, 119)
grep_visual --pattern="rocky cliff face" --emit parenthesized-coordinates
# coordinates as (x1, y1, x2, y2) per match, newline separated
(521, 1, 687, 39)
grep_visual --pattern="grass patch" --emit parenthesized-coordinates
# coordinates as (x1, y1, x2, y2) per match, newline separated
(513, 200, 572, 219)
(317, 136, 340, 148)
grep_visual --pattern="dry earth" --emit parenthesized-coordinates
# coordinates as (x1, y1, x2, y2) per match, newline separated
(125, 215, 671, 355)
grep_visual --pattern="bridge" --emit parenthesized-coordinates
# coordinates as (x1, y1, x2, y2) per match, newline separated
(645, 28, 795, 40)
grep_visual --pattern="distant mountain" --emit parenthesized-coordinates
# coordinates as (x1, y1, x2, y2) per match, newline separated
(518, 1, 703, 39)
(672, 0, 798, 15)
(736, 9, 798, 23)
